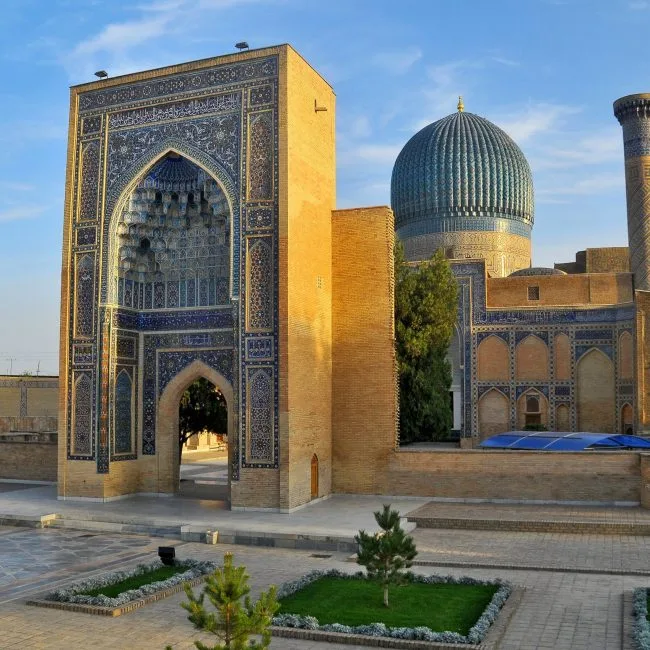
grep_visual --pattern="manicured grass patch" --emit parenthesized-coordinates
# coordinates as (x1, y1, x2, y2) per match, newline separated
(82, 565, 187, 598)
(278, 576, 497, 635)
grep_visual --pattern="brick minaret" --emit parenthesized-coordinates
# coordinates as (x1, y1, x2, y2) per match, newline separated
(614, 94, 650, 290)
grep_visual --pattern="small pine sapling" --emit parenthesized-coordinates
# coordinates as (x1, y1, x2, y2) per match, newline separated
(173, 552, 279, 650)
(355, 504, 418, 607)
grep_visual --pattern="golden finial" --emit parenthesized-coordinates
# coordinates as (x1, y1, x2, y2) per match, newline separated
(457, 96, 464, 112)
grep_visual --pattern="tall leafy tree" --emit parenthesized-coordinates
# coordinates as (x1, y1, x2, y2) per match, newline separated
(179, 378, 228, 457)
(394, 241, 458, 443)
(355, 504, 418, 607)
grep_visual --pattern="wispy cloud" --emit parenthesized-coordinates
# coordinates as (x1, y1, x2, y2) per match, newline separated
(538, 172, 623, 197)
(372, 47, 422, 75)
(0, 182, 35, 192)
(497, 103, 580, 142)
(338, 143, 403, 167)
(530, 128, 622, 170)
(629, 1, 649, 9)
(63, 0, 276, 80)
(0, 206, 47, 223)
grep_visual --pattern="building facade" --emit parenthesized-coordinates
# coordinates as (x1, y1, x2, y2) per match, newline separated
(54, 44, 650, 507)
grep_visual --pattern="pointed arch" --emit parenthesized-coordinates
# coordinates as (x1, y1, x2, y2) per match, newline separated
(555, 403, 570, 431)
(577, 348, 615, 432)
(516, 388, 548, 430)
(156, 359, 234, 495)
(619, 331, 634, 380)
(478, 388, 510, 440)
(621, 403, 634, 435)
(477, 335, 509, 381)
(515, 334, 549, 381)
(103, 141, 238, 304)
(554, 333, 570, 380)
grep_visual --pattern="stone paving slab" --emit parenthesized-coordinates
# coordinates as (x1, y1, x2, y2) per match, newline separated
(0, 527, 647, 649)
(407, 500, 650, 525)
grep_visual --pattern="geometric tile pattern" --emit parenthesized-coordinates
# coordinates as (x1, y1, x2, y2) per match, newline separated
(65, 54, 280, 480)
(451, 260, 636, 438)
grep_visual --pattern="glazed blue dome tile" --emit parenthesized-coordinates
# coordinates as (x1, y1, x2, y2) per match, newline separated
(391, 111, 534, 239)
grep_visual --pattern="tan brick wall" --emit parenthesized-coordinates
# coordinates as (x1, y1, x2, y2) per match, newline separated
(26, 388, 58, 417)
(585, 247, 630, 273)
(331, 206, 397, 494)
(0, 441, 57, 482)
(386, 449, 640, 502)
(487, 273, 633, 308)
(477, 336, 509, 380)
(277, 47, 336, 510)
(515, 335, 549, 381)
(0, 388, 20, 417)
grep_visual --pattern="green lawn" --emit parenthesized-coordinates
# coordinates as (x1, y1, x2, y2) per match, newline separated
(278, 577, 497, 634)
(82, 565, 187, 598)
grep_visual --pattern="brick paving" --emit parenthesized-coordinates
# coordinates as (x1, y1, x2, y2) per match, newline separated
(0, 526, 644, 649)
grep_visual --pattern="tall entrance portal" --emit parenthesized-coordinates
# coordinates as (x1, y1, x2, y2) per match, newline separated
(58, 45, 396, 510)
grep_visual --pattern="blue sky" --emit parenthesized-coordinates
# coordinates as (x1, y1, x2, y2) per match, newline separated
(0, 0, 648, 374)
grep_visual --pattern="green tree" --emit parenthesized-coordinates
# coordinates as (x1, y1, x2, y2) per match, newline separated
(394, 241, 458, 443)
(179, 378, 228, 457)
(174, 552, 279, 650)
(355, 504, 418, 607)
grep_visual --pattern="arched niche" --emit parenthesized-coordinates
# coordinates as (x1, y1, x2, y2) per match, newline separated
(477, 335, 509, 381)
(516, 389, 548, 430)
(621, 403, 634, 435)
(555, 403, 570, 431)
(619, 331, 634, 380)
(515, 334, 549, 381)
(107, 152, 233, 310)
(554, 333, 570, 381)
(478, 388, 510, 441)
(576, 348, 615, 433)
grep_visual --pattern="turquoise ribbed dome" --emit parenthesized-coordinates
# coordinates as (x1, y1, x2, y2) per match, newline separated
(391, 110, 534, 240)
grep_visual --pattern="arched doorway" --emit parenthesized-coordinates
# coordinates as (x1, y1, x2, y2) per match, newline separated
(179, 378, 229, 500)
(156, 360, 234, 499)
(311, 454, 319, 499)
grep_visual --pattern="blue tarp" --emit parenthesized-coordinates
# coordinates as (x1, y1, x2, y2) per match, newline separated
(479, 431, 650, 451)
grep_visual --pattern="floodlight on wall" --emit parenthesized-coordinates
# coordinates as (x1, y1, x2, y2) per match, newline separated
(94, 70, 108, 79)
(158, 546, 176, 566)
(235, 42, 249, 51)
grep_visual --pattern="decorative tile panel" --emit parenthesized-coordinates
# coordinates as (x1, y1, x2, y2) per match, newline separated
(79, 141, 100, 221)
(73, 254, 96, 338)
(72, 371, 93, 456)
(246, 237, 273, 331)
(245, 336, 273, 362)
(247, 111, 273, 201)
(245, 366, 274, 463)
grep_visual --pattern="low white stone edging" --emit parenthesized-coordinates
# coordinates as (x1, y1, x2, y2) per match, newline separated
(26, 559, 216, 616)
(272, 569, 513, 646)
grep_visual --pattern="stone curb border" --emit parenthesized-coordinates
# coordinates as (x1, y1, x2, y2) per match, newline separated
(270, 587, 525, 650)
(408, 516, 650, 536)
(25, 575, 206, 617)
(410, 559, 650, 577)
(346, 554, 650, 577)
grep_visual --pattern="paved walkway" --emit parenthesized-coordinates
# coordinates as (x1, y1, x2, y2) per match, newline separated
(0, 484, 428, 539)
(0, 526, 645, 649)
